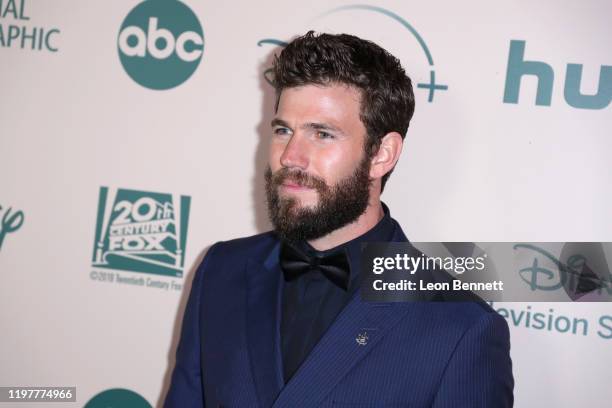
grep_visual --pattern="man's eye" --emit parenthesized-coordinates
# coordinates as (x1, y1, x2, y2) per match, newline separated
(273, 127, 291, 136)
(317, 131, 334, 139)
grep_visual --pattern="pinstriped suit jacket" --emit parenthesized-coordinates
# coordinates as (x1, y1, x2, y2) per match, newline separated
(165, 222, 514, 407)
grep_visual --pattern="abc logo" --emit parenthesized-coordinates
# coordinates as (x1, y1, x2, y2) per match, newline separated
(117, 0, 204, 90)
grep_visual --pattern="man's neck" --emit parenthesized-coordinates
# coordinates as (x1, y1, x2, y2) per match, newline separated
(307, 199, 384, 251)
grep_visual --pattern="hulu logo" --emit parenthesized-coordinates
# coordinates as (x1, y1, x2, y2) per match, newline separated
(503, 40, 611, 109)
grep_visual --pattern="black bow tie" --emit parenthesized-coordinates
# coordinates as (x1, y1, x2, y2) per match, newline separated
(280, 242, 351, 291)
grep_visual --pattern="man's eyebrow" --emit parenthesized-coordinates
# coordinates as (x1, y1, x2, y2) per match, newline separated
(302, 122, 344, 134)
(270, 118, 345, 135)
(270, 118, 289, 128)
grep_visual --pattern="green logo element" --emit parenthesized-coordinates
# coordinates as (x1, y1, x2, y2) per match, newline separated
(117, 0, 204, 90)
(258, 5, 449, 102)
(84, 388, 151, 408)
(503, 40, 611, 109)
(92, 187, 191, 277)
(0, 205, 25, 251)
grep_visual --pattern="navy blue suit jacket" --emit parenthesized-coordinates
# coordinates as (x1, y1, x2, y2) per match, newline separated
(165, 223, 514, 407)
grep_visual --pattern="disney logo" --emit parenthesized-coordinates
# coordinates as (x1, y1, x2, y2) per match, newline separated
(0, 205, 25, 251)
(513, 243, 612, 299)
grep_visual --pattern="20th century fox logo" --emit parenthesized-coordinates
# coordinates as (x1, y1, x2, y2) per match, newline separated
(92, 187, 191, 277)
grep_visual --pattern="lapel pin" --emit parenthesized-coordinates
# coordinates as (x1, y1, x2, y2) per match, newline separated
(355, 332, 369, 346)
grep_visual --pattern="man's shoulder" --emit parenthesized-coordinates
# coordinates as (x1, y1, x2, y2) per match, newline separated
(442, 299, 500, 323)
(207, 230, 279, 263)
(419, 298, 508, 341)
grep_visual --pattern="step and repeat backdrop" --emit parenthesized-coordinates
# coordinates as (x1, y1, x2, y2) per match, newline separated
(1, 0, 610, 407)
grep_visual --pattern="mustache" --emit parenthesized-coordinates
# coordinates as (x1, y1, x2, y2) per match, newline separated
(268, 168, 327, 190)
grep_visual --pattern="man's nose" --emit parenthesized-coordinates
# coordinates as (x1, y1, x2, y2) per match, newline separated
(279, 133, 309, 170)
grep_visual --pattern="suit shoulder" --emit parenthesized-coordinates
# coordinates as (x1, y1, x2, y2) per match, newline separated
(428, 300, 508, 338)
(208, 231, 278, 263)
(450, 300, 500, 322)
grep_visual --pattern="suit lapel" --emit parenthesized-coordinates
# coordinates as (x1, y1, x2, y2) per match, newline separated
(272, 221, 413, 407)
(246, 218, 412, 407)
(272, 294, 413, 407)
(246, 244, 284, 408)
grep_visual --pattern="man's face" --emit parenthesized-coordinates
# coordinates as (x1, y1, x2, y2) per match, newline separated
(265, 83, 372, 242)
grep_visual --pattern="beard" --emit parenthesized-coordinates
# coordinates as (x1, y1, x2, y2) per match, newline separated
(265, 154, 372, 243)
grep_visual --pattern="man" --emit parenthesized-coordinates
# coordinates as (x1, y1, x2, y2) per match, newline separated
(165, 31, 513, 407)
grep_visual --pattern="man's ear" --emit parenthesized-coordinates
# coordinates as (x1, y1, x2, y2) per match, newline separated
(369, 132, 404, 180)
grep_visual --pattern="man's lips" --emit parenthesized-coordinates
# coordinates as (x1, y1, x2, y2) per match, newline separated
(280, 182, 313, 191)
